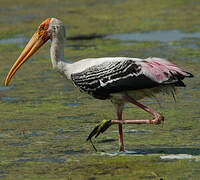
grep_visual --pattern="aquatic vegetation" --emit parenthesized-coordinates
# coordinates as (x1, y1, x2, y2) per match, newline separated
(0, 0, 200, 179)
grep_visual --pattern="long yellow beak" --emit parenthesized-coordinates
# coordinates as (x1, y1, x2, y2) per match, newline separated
(5, 30, 49, 86)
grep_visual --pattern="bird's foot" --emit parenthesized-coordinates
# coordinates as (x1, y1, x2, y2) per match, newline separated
(87, 120, 112, 152)
(149, 115, 164, 125)
(119, 145, 125, 152)
(87, 120, 112, 141)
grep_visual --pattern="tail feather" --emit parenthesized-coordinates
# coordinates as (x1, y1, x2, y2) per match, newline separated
(174, 80, 186, 87)
(183, 71, 194, 78)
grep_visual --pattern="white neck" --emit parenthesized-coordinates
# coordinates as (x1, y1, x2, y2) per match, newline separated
(50, 35, 73, 80)
(50, 37, 73, 81)
(50, 37, 65, 69)
(48, 18, 73, 79)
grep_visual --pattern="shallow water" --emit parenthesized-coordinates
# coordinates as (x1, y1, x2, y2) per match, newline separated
(0, 85, 13, 91)
(0, 38, 199, 179)
(0, 0, 200, 179)
(0, 35, 27, 45)
(3, 30, 200, 46)
(160, 154, 194, 160)
(106, 30, 200, 42)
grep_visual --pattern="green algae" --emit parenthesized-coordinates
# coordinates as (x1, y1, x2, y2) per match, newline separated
(0, 0, 200, 179)
(1, 0, 200, 39)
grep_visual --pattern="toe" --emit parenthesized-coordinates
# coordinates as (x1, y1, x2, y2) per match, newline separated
(86, 120, 112, 141)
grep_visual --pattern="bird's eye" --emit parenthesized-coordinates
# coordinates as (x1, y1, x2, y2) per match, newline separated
(41, 25, 45, 30)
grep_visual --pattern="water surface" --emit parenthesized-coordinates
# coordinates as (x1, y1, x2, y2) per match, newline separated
(106, 30, 200, 42)
(0, 0, 199, 179)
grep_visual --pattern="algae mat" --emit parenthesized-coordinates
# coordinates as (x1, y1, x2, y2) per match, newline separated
(0, 0, 200, 179)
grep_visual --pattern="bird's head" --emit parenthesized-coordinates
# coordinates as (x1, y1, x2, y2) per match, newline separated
(5, 17, 65, 86)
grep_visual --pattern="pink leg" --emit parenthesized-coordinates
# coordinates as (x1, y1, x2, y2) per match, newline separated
(112, 95, 164, 125)
(117, 106, 124, 152)
(87, 95, 164, 151)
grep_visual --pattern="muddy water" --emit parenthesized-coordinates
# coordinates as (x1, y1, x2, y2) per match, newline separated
(0, 0, 200, 179)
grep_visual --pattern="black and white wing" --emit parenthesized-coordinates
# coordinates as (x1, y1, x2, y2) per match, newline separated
(70, 57, 193, 100)
(71, 58, 156, 99)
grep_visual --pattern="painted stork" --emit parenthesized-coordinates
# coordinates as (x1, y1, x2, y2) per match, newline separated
(5, 18, 193, 152)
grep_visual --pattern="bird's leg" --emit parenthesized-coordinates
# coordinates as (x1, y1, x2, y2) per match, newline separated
(87, 103, 125, 152)
(87, 95, 164, 151)
(111, 95, 164, 125)
(116, 104, 125, 152)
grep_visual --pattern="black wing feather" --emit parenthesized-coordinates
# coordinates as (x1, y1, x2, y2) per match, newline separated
(71, 60, 159, 99)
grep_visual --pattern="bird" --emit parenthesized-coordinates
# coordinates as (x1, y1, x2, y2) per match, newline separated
(5, 18, 193, 152)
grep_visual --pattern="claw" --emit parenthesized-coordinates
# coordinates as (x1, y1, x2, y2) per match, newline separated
(87, 120, 112, 141)
(89, 139, 97, 152)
